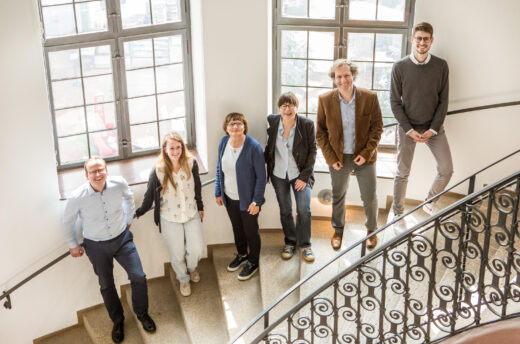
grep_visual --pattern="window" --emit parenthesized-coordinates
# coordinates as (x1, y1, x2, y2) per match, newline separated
(40, 0, 194, 169)
(274, 0, 414, 147)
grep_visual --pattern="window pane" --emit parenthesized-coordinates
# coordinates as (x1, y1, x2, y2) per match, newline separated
(347, 33, 374, 61)
(42, 5, 76, 38)
(121, 0, 152, 28)
(376, 91, 392, 118)
(309, 0, 335, 19)
(86, 102, 116, 131)
(131, 123, 159, 152)
(81, 45, 112, 76)
(128, 96, 157, 124)
(156, 64, 184, 93)
(159, 118, 186, 141)
(48, 49, 80, 80)
(308, 60, 332, 87)
(124, 39, 154, 70)
(89, 129, 118, 157)
(52, 79, 84, 109)
(158, 92, 185, 119)
(308, 31, 335, 60)
(281, 0, 307, 18)
(353, 62, 373, 89)
(58, 134, 89, 164)
(375, 34, 402, 62)
(349, 0, 376, 20)
(281, 59, 307, 86)
(308, 87, 331, 113)
(281, 31, 307, 59)
(380, 125, 396, 145)
(83, 74, 114, 104)
(281, 86, 306, 113)
(75, 1, 108, 34)
(41, 0, 71, 5)
(126, 68, 156, 98)
(373, 63, 392, 89)
(378, 0, 406, 21)
(154, 35, 183, 65)
(55, 107, 86, 136)
(151, 0, 181, 24)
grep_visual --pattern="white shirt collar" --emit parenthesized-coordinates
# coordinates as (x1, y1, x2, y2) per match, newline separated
(410, 53, 431, 65)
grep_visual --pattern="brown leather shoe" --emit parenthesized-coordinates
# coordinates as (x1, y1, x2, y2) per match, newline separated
(331, 232, 342, 250)
(366, 234, 378, 250)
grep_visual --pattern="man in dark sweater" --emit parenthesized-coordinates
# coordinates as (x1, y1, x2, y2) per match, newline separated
(390, 22, 453, 216)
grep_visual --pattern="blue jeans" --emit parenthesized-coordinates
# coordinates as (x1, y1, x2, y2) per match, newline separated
(271, 175, 312, 248)
(83, 229, 148, 324)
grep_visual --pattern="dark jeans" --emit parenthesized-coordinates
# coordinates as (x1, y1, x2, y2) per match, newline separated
(271, 175, 312, 248)
(83, 229, 148, 324)
(224, 194, 261, 265)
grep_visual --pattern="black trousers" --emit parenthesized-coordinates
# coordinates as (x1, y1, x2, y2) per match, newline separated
(224, 195, 261, 265)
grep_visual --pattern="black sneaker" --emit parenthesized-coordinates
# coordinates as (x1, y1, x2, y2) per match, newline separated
(238, 261, 259, 281)
(137, 313, 156, 333)
(227, 254, 248, 272)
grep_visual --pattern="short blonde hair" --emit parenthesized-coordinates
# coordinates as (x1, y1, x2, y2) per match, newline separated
(328, 59, 358, 81)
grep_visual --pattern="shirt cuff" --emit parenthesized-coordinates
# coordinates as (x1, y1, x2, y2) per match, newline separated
(406, 129, 413, 135)
(429, 129, 438, 135)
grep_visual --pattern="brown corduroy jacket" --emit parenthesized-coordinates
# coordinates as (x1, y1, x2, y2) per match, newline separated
(316, 87, 383, 166)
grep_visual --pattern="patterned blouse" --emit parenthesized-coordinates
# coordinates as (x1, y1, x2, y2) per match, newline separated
(156, 158, 197, 223)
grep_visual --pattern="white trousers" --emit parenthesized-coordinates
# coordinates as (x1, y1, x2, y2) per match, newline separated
(160, 214, 205, 283)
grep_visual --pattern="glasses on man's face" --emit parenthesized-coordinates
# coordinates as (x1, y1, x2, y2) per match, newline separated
(88, 167, 107, 175)
(280, 104, 296, 110)
(227, 121, 244, 128)
(414, 36, 431, 43)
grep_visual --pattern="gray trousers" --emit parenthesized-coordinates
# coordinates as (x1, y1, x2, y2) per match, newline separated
(392, 126, 454, 215)
(330, 154, 378, 234)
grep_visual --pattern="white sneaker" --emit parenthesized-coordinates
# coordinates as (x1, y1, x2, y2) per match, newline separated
(190, 269, 200, 283)
(180, 281, 191, 296)
(422, 202, 434, 215)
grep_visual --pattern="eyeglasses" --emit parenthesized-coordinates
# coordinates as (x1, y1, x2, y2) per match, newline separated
(227, 122, 244, 128)
(88, 168, 106, 175)
(280, 104, 296, 110)
(414, 36, 431, 43)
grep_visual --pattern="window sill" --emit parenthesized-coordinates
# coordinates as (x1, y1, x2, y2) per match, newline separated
(58, 150, 208, 200)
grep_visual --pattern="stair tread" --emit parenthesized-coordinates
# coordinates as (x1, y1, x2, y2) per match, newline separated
(168, 259, 229, 344)
(259, 231, 301, 320)
(124, 277, 189, 344)
(82, 303, 142, 344)
(37, 325, 94, 344)
(212, 245, 264, 342)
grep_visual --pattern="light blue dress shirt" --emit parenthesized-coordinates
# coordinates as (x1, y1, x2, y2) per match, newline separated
(273, 119, 299, 181)
(339, 86, 356, 154)
(63, 176, 135, 248)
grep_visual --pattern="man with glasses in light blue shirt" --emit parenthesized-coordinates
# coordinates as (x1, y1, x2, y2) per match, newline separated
(63, 157, 156, 343)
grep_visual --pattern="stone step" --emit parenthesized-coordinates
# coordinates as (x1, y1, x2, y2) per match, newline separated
(35, 325, 93, 344)
(124, 277, 189, 344)
(82, 303, 142, 344)
(212, 244, 264, 343)
(167, 259, 229, 344)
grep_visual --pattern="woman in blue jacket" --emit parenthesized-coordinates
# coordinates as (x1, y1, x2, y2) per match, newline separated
(215, 112, 266, 281)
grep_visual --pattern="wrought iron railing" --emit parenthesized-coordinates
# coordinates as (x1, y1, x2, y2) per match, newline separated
(229, 149, 520, 343)
(250, 170, 520, 343)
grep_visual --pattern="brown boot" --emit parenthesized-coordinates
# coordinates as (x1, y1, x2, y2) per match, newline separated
(331, 232, 342, 250)
(366, 233, 378, 250)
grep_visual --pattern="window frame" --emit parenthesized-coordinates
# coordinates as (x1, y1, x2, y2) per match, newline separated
(273, 0, 416, 149)
(39, 0, 195, 170)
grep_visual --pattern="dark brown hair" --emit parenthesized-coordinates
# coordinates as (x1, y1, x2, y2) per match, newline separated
(413, 22, 434, 36)
(222, 112, 248, 135)
(277, 92, 299, 108)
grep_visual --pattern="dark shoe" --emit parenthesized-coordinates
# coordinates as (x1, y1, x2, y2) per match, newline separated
(281, 245, 295, 259)
(366, 234, 378, 250)
(227, 254, 248, 272)
(238, 261, 259, 281)
(112, 321, 124, 343)
(331, 232, 342, 250)
(137, 313, 156, 333)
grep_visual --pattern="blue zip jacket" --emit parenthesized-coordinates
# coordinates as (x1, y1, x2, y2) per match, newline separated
(215, 135, 266, 211)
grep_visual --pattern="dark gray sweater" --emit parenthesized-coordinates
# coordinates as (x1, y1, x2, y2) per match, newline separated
(390, 54, 449, 133)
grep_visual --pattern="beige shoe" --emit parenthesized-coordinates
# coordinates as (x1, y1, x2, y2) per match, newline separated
(180, 281, 191, 297)
(190, 269, 200, 283)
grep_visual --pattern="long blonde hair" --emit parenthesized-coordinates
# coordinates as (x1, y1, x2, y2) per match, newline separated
(156, 132, 192, 193)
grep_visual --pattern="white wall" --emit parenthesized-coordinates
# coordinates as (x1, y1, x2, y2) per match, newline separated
(1, 0, 520, 343)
